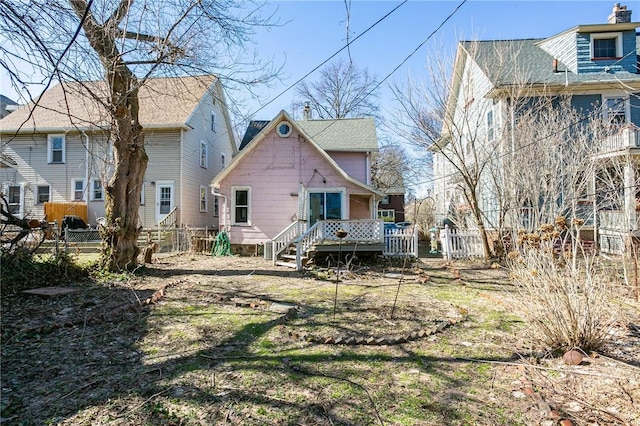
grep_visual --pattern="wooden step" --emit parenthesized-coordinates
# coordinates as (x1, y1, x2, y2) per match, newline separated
(275, 260, 298, 269)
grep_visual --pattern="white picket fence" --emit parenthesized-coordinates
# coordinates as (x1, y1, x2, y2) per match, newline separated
(440, 225, 484, 260)
(383, 228, 418, 257)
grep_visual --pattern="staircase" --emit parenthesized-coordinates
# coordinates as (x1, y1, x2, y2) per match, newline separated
(275, 243, 309, 269)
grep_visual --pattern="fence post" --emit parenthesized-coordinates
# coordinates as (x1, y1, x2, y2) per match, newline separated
(442, 225, 451, 260)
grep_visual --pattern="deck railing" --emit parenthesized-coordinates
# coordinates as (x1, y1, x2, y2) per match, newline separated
(271, 220, 307, 264)
(158, 207, 178, 228)
(601, 127, 640, 152)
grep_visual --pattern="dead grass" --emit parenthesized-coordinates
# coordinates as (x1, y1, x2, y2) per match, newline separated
(1, 253, 638, 425)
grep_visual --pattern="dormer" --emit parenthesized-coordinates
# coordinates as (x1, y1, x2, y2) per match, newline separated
(537, 3, 638, 75)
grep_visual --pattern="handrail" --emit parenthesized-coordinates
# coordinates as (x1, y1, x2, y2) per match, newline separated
(294, 221, 323, 270)
(271, 220, 307, 264)
(158, 207, 178, 228)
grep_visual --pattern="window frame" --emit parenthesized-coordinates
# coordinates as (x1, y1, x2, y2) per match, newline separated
(211, 111, 217, 132)
(47, 134, 66, 164)
(71, 179, 85, 201)
(36, 185, 51, 205)
(200, 141, 208, 168)
(5, 184, 23, 216)
(199, 185, 208, 213)
(231, 186, 251, 225)
(277, 121, 292, 137)
(603, 95, 629, 125)
(590, 32, 622, 59)
(221, 153, 226, 168)
(213, 196, 219, 217)
(90, 179, 103, 201)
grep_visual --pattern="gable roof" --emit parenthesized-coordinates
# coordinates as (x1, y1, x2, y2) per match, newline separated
(213, 110, 384, 196)
(0, 75, 218, 133)
(239, 117, 379, 152)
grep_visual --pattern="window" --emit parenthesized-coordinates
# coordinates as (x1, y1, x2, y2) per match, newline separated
(72, 179, 85, 201)
(221, 153, 226, 168)
(591, 32, 622, 59)
(232, 187, 250, 225)
(211, 112, 216, 132)
(277, 121, 292, 137)
(200, 141, 208, 168)
(380, 196, 390, 205)
(213, 196, 219, 217)
(378, 209, 395, 221)
(47, 134, 65, 163)
(91, 179, 103, 201)
(137, 182, 145, 205)
(309, 191, 342, 225)
(200, 186, 208, 212)
(604, 97, 627, 125)
(487, 110, 494, 142)
(36, 185, 50, 204)
(6, 185, 21, 215)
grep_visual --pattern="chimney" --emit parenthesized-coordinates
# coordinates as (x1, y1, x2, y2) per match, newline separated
(608, 3, 632, 23)
(552, 58, 559, 73)
(303, 102, 312, 120)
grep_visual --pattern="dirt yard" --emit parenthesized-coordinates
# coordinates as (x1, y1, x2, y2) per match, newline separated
(1, 252, 639, 425)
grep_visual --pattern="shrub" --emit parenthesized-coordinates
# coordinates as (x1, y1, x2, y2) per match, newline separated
(0, 250, 89, 294)
(507, 249, 618, 352)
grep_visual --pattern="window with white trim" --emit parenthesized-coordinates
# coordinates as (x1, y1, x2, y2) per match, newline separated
(211, 112, 217, 132)
(213, 196, 219, 217)
(47, 134, 65, 163)
(200, 186, 208, 212)
(140, 183, 145, 205)
(604, 96, 628, 125)
(378, 209, 395, 221)
(90, 179, 103, 201)
(200, 141, 208, 168)
(221, 153, 226, 168)
(6, 185, 21, 215)
(36, 185, 50, 204)
(72, 179, 85, 201)
(232, 187, 250, 225)
(591, 32, 622, 59)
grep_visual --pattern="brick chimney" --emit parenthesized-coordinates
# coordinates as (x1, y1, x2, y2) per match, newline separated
(608, 3, 632, 23)
(303, 102, 312, 120)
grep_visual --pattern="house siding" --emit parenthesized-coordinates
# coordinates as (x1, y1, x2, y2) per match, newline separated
(326, 151, 368, 183)
(576, 30, 637, 74)
(216, 127, 375, 245)
(0, 132, 111, 224)
(141, 130, 181, 227)
(539, 32, 578, 73)
(179, 89, 234, 228)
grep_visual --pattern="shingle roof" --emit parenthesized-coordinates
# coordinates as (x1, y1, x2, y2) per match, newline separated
(465, 37, 640, 89)
(0, 75, 217, 132)
(239, 116, 379, 152)
(297, 117, 378, 151)
(239, 120, 269, 150)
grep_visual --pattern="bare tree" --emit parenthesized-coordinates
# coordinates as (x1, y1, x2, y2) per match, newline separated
(0, 1, 278, 270)
(292, 59, 380, 120)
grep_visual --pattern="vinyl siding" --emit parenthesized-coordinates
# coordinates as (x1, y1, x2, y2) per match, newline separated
(0, 132, 110, 224)
(141, 130, 181, 227)
(179, 85, 236, 228)
(538, 32, 578, 73)
(216, 127, 375, 245)
(326, 151, 369, 183)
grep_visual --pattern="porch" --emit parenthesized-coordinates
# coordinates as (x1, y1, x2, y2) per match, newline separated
(270, 219, 418, 270)
(599, 126, 640, 153)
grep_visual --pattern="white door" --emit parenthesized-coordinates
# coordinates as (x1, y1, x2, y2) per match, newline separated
(155, 181, 174, 224)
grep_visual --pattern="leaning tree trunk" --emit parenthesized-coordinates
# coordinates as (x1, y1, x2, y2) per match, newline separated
(70, 1, 148, 271)
(101, 76, 148, 271)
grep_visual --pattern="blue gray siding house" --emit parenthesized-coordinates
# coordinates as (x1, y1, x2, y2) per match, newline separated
(433, 3, 640, 254)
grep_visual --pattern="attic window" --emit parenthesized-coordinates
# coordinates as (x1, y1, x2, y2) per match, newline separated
(590, 32, 622, 59)
(277, 121, 292, 137)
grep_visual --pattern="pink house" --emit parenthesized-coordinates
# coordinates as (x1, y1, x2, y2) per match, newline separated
(211, 110, 387, 267)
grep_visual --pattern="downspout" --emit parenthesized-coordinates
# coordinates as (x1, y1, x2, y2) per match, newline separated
(210, 188, 228, 232)
(82, 131, 90, 215)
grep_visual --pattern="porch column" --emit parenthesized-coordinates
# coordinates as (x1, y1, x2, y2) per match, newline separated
(624, 163, 636, 230)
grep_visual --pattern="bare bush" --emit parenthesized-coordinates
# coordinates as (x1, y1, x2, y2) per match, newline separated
(507, 248, 619, 352)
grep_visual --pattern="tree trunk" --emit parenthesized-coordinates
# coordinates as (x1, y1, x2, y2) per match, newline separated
(101, 79, 148, 271)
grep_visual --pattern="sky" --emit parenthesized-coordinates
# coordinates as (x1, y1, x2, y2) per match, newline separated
(237, 0, 629, 120)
